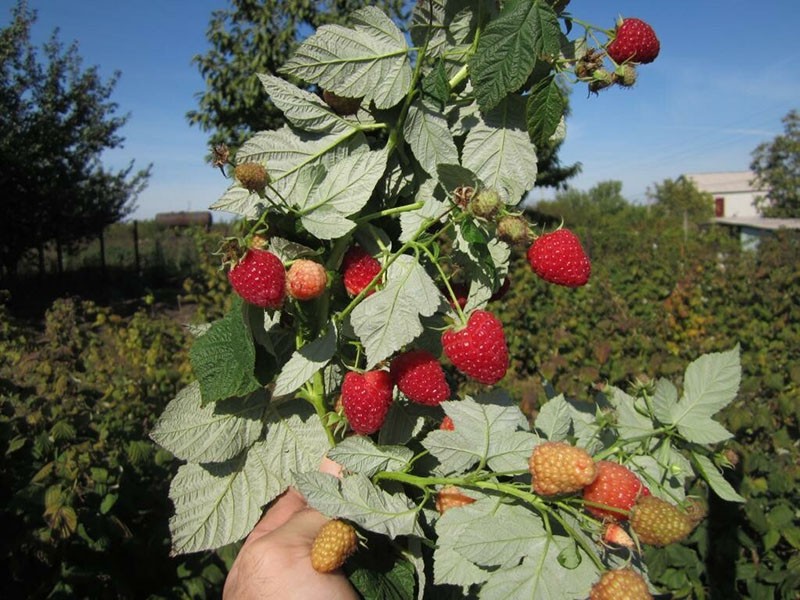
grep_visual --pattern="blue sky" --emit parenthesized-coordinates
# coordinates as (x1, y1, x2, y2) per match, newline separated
(5, 0, 799, 219)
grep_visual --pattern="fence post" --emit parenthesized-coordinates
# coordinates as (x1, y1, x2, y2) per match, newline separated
(132, 220, 141, 275)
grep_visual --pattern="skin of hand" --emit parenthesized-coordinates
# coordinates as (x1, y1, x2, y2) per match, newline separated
(223, 460, 358, 600)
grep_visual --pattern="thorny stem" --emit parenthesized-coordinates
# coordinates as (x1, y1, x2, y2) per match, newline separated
(298, 372, 336, 448)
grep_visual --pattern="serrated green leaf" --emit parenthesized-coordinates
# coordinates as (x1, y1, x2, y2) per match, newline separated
(267, 237, 317, 262)
(257, 72, 348, 133)
(348, 556, 416, 600)
(606, 386, 655, 438)
(328, 436, 413, 477)
(422, 397, 531, 475)
(526, 75, 566, 148)
(469, 1, 561, 111)
(674, 417, 734, 444)
(652, 378, 679, 424)
(150, 381, 266, 463)
(629, 452, 689, 502)
(421, 60, 450, 109)
(693, 453, 745, 502)
(273, 324, 337, 397)
(189, 301, 261, 405)
(534, 394, 571, 441)
(670, 346, 741, 428)
(436, 163, 481, 192)
(280, 6, 412, 110)
(403, 99, 459, 177)
(399, 182, 447, 243)
(432, 546, 488, 591)
(411, 0, 475, 60)
(295, 471, 422, 537)
(263, 407, 332, 485)
(462, 96, 538, 204)
(351, 255, 442, 368)
(168, 442, 279, 555)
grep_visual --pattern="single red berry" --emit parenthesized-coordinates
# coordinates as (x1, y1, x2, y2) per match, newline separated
(435, 486, 476, 514)
(528, 441, 597, 496)
(606, 18, 660, 65)
(440, 415, 455, 431)
(391, 350, 450, 406)
(527, 229, 591, 287)
(441, 310, 508, 385)
(590, 569, 653, 600)
(286, 259, 328, 301)
(342, 246, 381, 297)
(583, 461, 650, 521)
(227, 248, 286, 309)
(341, 370, 393, 435)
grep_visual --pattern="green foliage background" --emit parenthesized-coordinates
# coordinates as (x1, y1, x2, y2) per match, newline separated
(1, 194, 798, 598)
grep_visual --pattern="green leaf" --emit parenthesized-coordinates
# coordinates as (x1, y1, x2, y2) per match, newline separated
(263, 406, 332, 485)
(327, 436, 413, 477)
(294, 149, 388, 240)
(606, 386, 655, 438)
(651, 378, 679, 424)
(189, 301, 261, 405)
(351, 255, 442, 368)
(348, 556, 416, 600)
(469, 1, 561, 111)
(280, 6, 412, 110)
(534, 394, 571, 441)
(422, 396, 533, 475)
(402, 99, 459, 177)
(693, 453, 745, 502)
(421, 60, 450, 109)
(399, 183, 448, 243)
(150, 381, 266, 463)
(411, 0, 475, 60)
(273, 324, 337, 397)
(295, 471, 422, 538)
(257, 72, 349, 133)
(462, 96, 538, 203)
(526, 75, 566, 148)
(432, 546, 488, 591)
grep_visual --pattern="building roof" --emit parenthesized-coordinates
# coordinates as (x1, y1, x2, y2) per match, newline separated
(714, 216, 800, 230)
(686, 171, 765, 194)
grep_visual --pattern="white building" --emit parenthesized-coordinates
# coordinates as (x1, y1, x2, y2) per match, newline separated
(685, 171, 765, 218)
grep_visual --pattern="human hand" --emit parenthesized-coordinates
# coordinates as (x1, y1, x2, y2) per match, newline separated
(223, 461, 358, 600)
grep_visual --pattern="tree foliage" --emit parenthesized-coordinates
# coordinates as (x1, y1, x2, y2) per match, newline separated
(0, 1, 149, 278)
(648, 175, 714, 226)
(750, 109, 800, 218)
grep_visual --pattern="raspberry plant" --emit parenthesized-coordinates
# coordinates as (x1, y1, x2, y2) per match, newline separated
(151, 2, 743, 597)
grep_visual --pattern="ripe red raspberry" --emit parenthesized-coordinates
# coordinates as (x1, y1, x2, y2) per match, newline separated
(528, 441, 597, 496)
(435, 486, 476, 514)
(582, 461, 650, 521)
(527, 229, 591, 287)
(310, 519, 358, 573)
(286, 259, 328, 301)
(342, 246, 381, 297)
(341, 370, 393, 435)
(390, 350, 450, 406)
(606, 18, 660, 65)
(441, 310, 508, 385)
(440, 415, 455, 430)
(590, 569, 653, 600)
(630, 495, 694, 546)
(227, 248, 286, 309)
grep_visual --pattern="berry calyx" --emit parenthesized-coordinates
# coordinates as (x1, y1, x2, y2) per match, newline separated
(286, 259, 328, 301)
(606, 18, 660, 65)
(234, 162, 270, 192)
(441, 310, 509, 385)
(310, 519, 358, 573)
(390, 349, 450, 406)
(227, 248, 286, 309)
(342, 246, 382, 297)
(528, 441, 598, 496)
(590, 569, 653, 600)
(435, 486, 476, 514)
(340, 370, 393, 435)
(582, 461, 650, 521)
(527, 229, 591, 287)
(629, 495, 694, 546)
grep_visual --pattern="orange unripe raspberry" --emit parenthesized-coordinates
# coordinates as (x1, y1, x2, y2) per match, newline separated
(528, 441, 597, 496)
(286, 259, 328, 300)
(310, 519, 358, 573)
(630, 495, 694, 546)
(590, 569, 653, 600)
(435, 486, 476, 514)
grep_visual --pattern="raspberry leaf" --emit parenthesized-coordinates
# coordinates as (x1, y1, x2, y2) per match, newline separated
(328, 436, 413, 477)
(432, 547, 488, 591)
(296, 471, 422, 538)
(398, 190, 447, 243)
(273, 324, 337, 397)
(468, 1, 561, 111)
(351, 255, 442, 368)
(605, 387, 656, 438)
(189, 301, 261, 405)
(534, 393, 572, 441)
(402, 99, 459, 176)
(410, 0, 474, 59)
(526, 74, 567, 149)
(150, 382, 266, 464)
(257, 72, 353, 133)
(280, 6, 412, 110)
(651, 378, 679, 424)
(692, 454, 745, 503)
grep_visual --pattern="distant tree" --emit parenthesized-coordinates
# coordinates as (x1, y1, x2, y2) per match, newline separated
(534, 180, 628, 224)
(750, 109, 800, 218)
(0, 1, 150, 278)
(647, 176, 713, 225)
